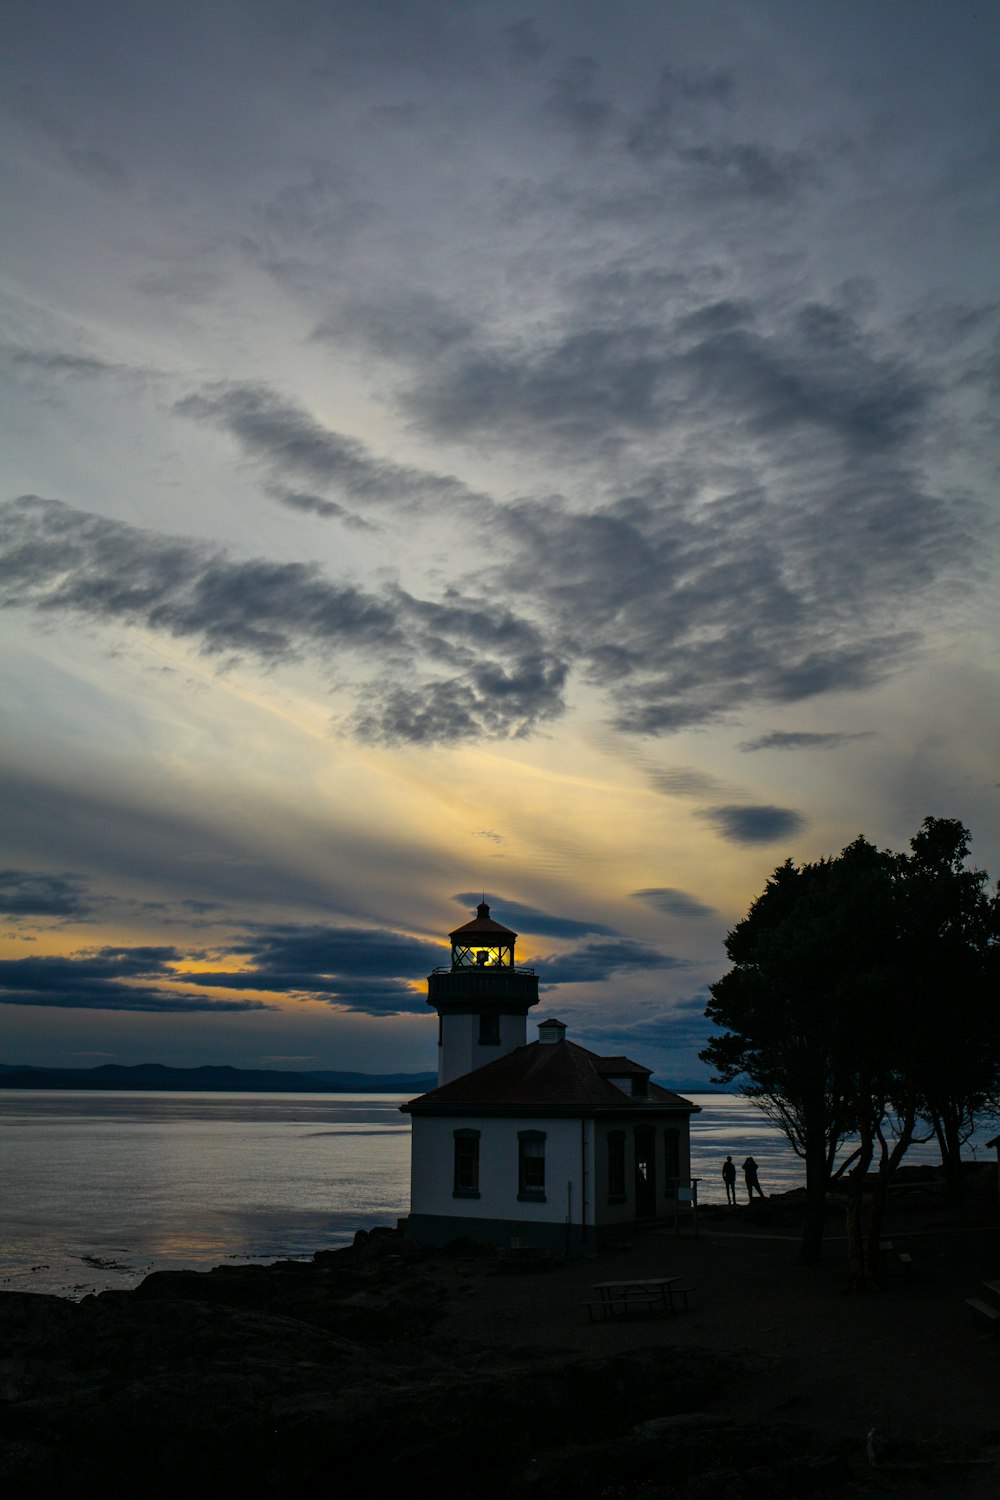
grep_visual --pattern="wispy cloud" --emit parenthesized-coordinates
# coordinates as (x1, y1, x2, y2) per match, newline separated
(0, 496, 568, 745)
(739, 730, 875, 752)
(176, 381, 481, 512)
(697, 804, 808, 845)
(631, 887, 715, 920)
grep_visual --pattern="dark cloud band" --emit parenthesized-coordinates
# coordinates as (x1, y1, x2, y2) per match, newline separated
(0, 496, 567, 746)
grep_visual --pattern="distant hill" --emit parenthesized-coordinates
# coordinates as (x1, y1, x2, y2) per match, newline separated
(0, 1061, 437, 1093)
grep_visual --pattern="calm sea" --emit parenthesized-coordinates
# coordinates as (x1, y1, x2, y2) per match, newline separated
(2, 1090, 996, 1299)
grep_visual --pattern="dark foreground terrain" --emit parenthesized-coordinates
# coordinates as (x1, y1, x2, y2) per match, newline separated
(2, 1167, 998, 1499)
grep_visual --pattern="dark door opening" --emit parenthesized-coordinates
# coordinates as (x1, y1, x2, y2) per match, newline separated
(634, 1126, 656, 1220)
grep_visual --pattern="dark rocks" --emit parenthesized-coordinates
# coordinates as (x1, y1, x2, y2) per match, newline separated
(0, 1230, 858, 1499)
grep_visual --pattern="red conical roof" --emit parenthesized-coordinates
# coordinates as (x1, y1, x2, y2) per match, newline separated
(449, 901, 517, 943)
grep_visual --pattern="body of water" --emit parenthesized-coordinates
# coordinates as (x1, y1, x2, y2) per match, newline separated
(1, 1091, 411, 1298)
(2, 1089, 996, 1298)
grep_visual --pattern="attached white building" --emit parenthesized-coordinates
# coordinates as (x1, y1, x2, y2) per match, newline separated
(401, 902, 699, 1254)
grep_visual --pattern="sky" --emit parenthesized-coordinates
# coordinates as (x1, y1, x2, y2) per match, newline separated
(2, 1, 998, 1086)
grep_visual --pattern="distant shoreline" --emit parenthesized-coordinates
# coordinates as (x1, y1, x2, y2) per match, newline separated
(0, 1060, 724, 1094)
(0, 1061, 438, 1093)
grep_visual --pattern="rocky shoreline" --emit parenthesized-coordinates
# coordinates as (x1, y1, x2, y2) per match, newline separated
(2, 1170, 998, 1498)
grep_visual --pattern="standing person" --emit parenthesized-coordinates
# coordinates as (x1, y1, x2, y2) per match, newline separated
(722, 1155, 737, 1206)
(742, 1156, 764, 1201)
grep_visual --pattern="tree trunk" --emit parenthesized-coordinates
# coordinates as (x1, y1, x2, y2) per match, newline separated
(857, 1099, 918, 1287)
(798, 1132, 830, 1264)
(935, 1105, 967, 1205)
(845, 1120, 874, 1291)
(863, 1130, 908, 1284)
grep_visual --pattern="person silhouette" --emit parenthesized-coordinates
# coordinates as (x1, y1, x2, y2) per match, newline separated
(742, 1156, 764, 1201)
(722, 1154, 737, 1206)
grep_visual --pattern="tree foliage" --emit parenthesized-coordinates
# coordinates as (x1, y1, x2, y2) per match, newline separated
(702, 817, 1000, 1281)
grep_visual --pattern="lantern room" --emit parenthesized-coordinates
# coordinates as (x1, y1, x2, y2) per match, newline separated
(449, 901, 517, 969)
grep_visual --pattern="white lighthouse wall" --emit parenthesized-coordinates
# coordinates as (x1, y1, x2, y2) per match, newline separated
(407, 1113, 597, 1251)
(406, 1110, 693, 1251)
(410, 1114, 584, 1222)
(438, 1011, 527, 1085)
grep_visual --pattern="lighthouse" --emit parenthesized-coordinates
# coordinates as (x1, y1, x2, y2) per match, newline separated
(402, 900, 700, 1253)
(428, 901, 538, 1085)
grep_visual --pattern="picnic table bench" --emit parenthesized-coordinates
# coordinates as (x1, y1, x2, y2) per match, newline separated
(966, 1280, 1000, 1334)
(583, 1277, 694, 1322)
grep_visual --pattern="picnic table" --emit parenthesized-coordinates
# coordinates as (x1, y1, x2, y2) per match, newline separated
(966, 1280, 1000, 1332)
(584, 1276, 692, 1322)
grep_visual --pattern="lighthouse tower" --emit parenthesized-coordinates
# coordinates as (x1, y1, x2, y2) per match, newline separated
(428, 901, 538, 1085)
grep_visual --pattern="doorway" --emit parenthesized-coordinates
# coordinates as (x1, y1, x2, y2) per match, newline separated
(634, 1127, 656, 1220)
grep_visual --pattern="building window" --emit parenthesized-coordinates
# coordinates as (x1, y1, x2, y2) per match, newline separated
(518, 1130, 546, 1201)
(663, 1128, 680, 1197)
(607, 1131, 626, 1202)
(453, 1129, 480, 1197)
(478, 1011, 500, 1045)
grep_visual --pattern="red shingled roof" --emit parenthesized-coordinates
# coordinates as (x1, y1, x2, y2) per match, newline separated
(402, 1039, 698, 1116)
(449, 900, 517, 943)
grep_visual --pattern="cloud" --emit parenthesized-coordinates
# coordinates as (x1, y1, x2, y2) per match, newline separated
(533, 938, 686, 985)
(175, 380, 479, 511)
(400, 297, 933, 465)
(451, 893, 617, 940)
(4, 346, 129, 380)
(0, 925, 438, 1017)
(0, 869, 94, 920)
(646, 767, 736, 799)
(697, 804, 808, 845)
(631, 888, 715, 920)
(2, 265, 983, 753)
(739, 730, 875, 752)
(492, 481, 932, 737)
(0, 496, 568, 745)
(383, 290, 967, 741)
(232, 923, 441, 978)
(267, 489, 375, 532)
(178, 922, 439, 1016)
(0, 947, 270, 1013)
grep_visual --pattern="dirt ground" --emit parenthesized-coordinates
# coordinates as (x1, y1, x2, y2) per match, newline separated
(417, 1191, 1000, 1496)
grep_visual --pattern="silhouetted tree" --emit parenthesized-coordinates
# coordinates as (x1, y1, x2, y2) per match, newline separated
(702, 818, 999, 1285)
(902, 818, 1000, 1203)
(701, 838, 894, 1266)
